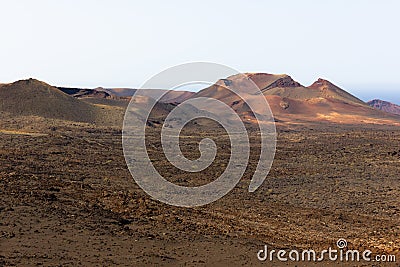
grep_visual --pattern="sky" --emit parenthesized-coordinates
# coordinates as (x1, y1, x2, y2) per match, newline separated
(0, 0, 399, 103)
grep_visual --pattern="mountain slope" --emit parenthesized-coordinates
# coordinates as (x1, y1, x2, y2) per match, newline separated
(308, 78, 365, 105)
(0, 79, 99, 123)
(193, 73, 365, 105)
(368, 99, 400, 116)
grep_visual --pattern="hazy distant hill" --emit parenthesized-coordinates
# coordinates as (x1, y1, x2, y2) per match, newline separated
(368, 99, 400, 116)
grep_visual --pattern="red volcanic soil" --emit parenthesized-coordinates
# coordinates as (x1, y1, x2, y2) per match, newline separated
(265, 95, 400, 125)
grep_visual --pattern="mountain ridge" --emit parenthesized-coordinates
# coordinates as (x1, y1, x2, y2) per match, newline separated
(2, 75, 400, 126)
(190, 73, 400, 125)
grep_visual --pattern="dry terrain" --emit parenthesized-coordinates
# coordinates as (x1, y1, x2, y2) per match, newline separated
(1, 75, 400, 266)
(0, 114, 399, 266)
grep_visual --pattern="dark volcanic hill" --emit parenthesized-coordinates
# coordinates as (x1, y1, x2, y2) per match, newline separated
(368, 99, 400, 116)
(58, 87, 194, 104)
(57, 87, 124, 100)
(0, 79, 99, 123)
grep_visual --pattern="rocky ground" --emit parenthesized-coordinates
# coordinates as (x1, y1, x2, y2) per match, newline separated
(0, 117, 400, 266)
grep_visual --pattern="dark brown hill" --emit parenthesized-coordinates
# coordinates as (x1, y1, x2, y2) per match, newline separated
(0, 79, 99, 123)
(58, 86, 194, 104)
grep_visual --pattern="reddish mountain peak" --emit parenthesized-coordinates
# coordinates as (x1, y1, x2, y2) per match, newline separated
(263, 74, 302, 90)
(223, 72, 276, 82)
(245, 72, 276, 79)
(308, 78, 336, 89)
(223, 73, 302, 91)
(307, 78, 365, 105)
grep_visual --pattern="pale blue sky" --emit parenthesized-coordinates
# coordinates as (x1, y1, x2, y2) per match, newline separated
(0, 0, 399, 103)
